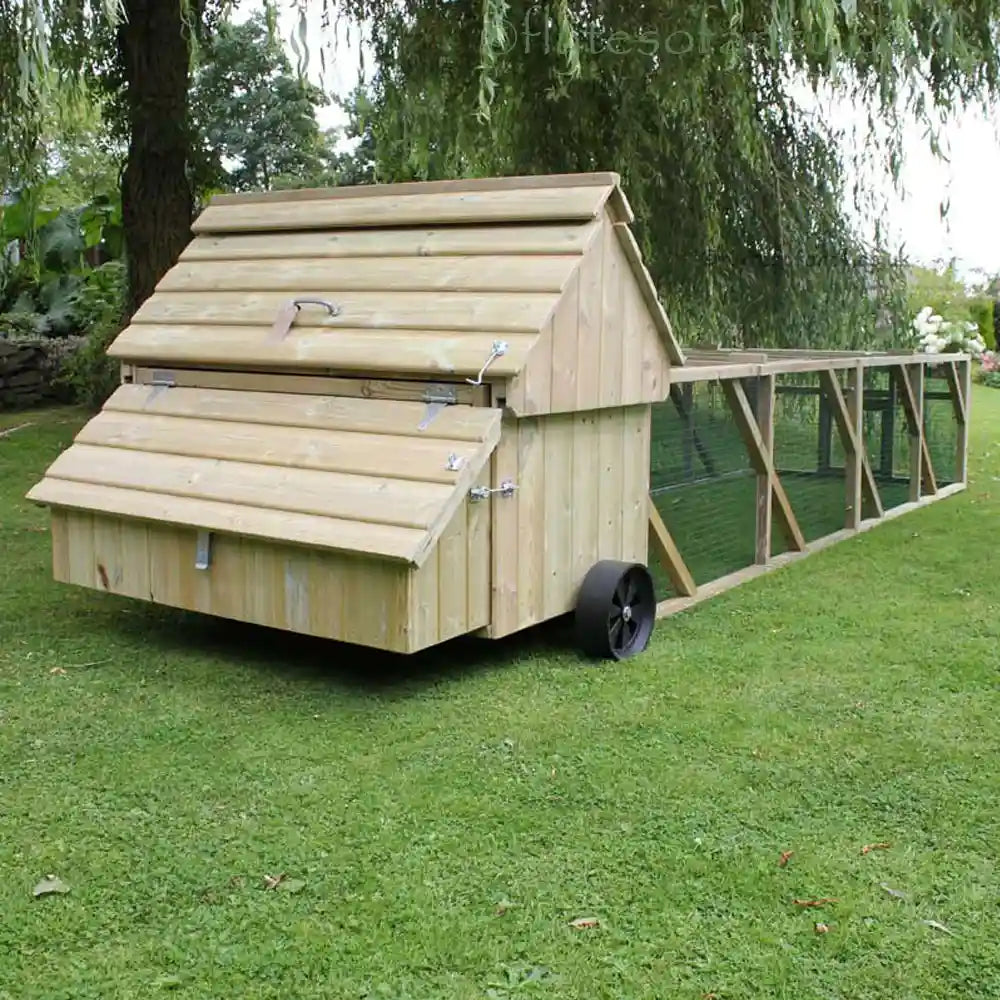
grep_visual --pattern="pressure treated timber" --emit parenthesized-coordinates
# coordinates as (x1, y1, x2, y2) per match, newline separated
(208, 171, 621, 205)
(720, 379, 806, 553)
(29, 389, 503, 567)
(192, 185, 612, 233)
(158, 255, 581, 294)
(655, 483, 967, 620)
(648, 498, 697, 597)
(130, 290, 558, 334)
(106, 384, 495, 440)
(818, 369, 883, 519)
(845, 364, 864, 530)
(131, 368, 490, 405)
(502, 217, 673, 416)
(892, 365, 937, 496)
(112, 326, 538, 379)
(179, 223, 602, 262)
(754, 375, 775, 564)
(487, 404, 650, 639)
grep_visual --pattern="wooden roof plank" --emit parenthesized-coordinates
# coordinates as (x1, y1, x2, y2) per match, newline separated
(75, 410, 495, 484)
(207, 172, 620, 207)
(107, 326, 538, 378)
(178, 223, 600, 261)
(45, 444, 451, 531)
(156, 256, 580, 295)
(28, 479, 425, 563)
(192, 185, 612, 234)
(104, 384, 498, 442)
(129, 289, 556, 335)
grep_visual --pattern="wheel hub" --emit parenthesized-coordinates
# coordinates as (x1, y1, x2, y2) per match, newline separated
(622, 605, 633, 623)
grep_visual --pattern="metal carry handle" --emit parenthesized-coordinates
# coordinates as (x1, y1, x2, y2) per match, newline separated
(269, 298, 342, 341)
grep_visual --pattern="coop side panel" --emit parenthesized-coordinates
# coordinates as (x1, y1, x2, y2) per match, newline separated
(407, 470, 492, 651)
(50, 511, 414, 653)
(505, 218, 671, 416)
(488, 405, 650, 639)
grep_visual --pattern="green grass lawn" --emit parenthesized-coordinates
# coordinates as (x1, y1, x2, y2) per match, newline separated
(1, 391, 998, 1000)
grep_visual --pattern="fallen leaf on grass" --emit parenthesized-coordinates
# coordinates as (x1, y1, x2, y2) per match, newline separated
(861, 842, 891, 855)
(278, 878, 306, 893)
(263, 873, 286, 890)
(814, 922, 831, 934)
(880, 883, 907, 900)
(495, 898, 514, 915)
(33, 875, 70, 897)
(778, 851, 794, 868)
(569, 916, 600, 929)
(793, 898, 838, 907)
(922, 919, 955, 936)
(49, 667, 67, 676)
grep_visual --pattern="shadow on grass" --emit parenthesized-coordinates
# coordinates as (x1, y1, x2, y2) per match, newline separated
(102, 600, 578, 696)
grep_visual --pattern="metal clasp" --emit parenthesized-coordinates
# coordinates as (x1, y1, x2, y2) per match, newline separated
(466, 340, 508, 386)
(470, 480, 518, 502)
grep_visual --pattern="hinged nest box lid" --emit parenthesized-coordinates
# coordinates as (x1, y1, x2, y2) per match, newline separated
(27, 384, 502, 566)
(106, 172, 684, 389)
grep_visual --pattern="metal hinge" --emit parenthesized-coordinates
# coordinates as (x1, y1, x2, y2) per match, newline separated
(147, 371, 176, 402)
(419, 384, 459, 431)
(470, 480, 518, 502)
(195, 530, 213, 571)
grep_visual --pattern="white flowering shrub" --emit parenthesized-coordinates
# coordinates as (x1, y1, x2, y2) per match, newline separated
(911, 306, 987, 358)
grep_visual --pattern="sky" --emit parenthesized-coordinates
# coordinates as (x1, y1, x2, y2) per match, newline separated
(251, 4, 1000, 284)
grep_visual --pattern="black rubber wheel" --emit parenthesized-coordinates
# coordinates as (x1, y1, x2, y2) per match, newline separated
(574, 560, 656, 661)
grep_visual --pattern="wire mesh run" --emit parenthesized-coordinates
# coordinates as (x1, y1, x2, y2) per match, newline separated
(650, 380, 757, 594)
(647, 360, 966, 603)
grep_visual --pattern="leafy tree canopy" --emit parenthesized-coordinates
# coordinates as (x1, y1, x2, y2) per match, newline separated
(189, 12, 337, 195)
(4, 0, 999, 344)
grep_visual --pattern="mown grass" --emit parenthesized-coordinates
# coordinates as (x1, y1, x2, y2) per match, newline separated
(1, 392, 998, 1000)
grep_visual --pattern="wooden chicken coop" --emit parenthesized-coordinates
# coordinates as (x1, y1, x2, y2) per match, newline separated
(27, 172, 972, 660)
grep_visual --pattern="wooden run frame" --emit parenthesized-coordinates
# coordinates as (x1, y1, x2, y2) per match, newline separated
(647, 352, 971, 620)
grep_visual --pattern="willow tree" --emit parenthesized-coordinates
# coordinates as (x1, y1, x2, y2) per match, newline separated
(3, 1, 999, 342)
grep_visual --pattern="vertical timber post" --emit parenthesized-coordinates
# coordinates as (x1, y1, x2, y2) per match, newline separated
(957, 358, 971, 485)
(845, 363, 863, 529)
(907, 362, 924, 502)
(755, 374, 775, 564)
(818, 387, 833, 473)
(881, 374, 896, 478)
(681, 383, 694, 480)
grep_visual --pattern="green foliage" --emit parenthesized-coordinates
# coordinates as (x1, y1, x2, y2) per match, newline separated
(52, 259, 126, 407)
(982, 371, 1000, 389)
(189, 13, 336, 195)
(0, 185, 123, 339)
(968, 298, 995, 351)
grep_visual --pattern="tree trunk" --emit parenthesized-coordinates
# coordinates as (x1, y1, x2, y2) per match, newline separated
(118, 0, 194, 316)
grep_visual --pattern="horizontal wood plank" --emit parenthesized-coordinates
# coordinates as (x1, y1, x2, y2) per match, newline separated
(159, 256, 579, 294)
(130, 289, 557, 334)
(28, 481, 425, 563)
(46, 444, 452, 530)
(192, 185, 610, 233)
(109, 325, 538, 378)
(106, 384, 498, 442)
(75, 410, 492, 485)
(179, 223, 599, 261)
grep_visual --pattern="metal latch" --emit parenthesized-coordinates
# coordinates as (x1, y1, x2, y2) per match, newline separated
(470, 480, 518, 502)
(419, 384, 459, 432)
(466, 340, 508, 386)
(269, 298, 342, 341)
(147, 370, 176, 402)
(195, 530, 212, 571)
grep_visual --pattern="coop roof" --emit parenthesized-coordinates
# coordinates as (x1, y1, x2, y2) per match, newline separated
(106, 172, 684, 378)
(26, 383, 502, 566)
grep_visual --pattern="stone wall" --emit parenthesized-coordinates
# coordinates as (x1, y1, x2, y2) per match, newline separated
(0, 340, 48, 408)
